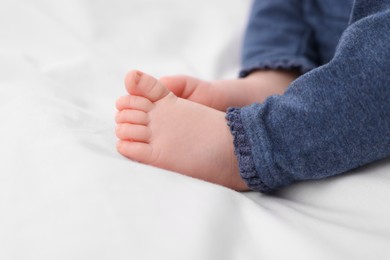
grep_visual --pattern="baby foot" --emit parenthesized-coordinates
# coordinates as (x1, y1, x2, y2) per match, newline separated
(115, 70, 248, 191)
(160, 70, 299, 111)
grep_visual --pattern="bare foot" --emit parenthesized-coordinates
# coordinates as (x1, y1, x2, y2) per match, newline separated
(160, 70, 299, 111)
(115, 70, 249, 191)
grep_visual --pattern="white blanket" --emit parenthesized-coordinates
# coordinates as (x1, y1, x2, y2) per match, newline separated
(1, 0, 389, 259)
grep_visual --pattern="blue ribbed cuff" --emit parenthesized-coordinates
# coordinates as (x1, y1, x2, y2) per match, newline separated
(239, 59, 316, 78)
(226, 107, 272, 193)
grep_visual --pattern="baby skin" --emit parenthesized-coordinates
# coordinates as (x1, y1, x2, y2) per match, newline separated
(116, 70, 298, 191)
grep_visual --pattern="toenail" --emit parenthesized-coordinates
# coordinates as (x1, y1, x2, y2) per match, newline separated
(134, 70, 142, 84)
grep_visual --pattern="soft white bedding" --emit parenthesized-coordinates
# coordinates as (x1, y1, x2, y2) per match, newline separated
(1, 0, 390, 259)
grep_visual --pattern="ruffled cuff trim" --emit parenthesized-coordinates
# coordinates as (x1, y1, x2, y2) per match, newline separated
(239, 59, 316, 78)
(226, 108, 272, 193)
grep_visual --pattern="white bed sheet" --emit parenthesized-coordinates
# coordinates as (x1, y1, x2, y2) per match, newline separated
(1, 0, 389, 259)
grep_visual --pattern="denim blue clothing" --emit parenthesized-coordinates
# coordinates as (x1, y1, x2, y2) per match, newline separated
(240, 0, 353, 77)
(227, 0, 390, 193)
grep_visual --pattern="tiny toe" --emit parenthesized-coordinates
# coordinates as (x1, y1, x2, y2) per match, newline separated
(159, 75, 197, 98)
(116, 124, 151, 142)
(116, 95, 154, 112)
(159, 76, 187, 97)
(125, 70, 170, 102)
(117, 140, 154, 163)
(115, 110, 149, 125)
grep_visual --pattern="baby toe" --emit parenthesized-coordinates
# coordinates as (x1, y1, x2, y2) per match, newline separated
(117, 140, 154, 163)
(115, 109, 149, 125)
(125, 70, 170, 102)
(116, 95, 154, 112)
(115, 124, 151, 142)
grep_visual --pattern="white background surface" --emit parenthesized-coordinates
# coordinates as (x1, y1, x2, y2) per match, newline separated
(1, 0, 390, 259)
